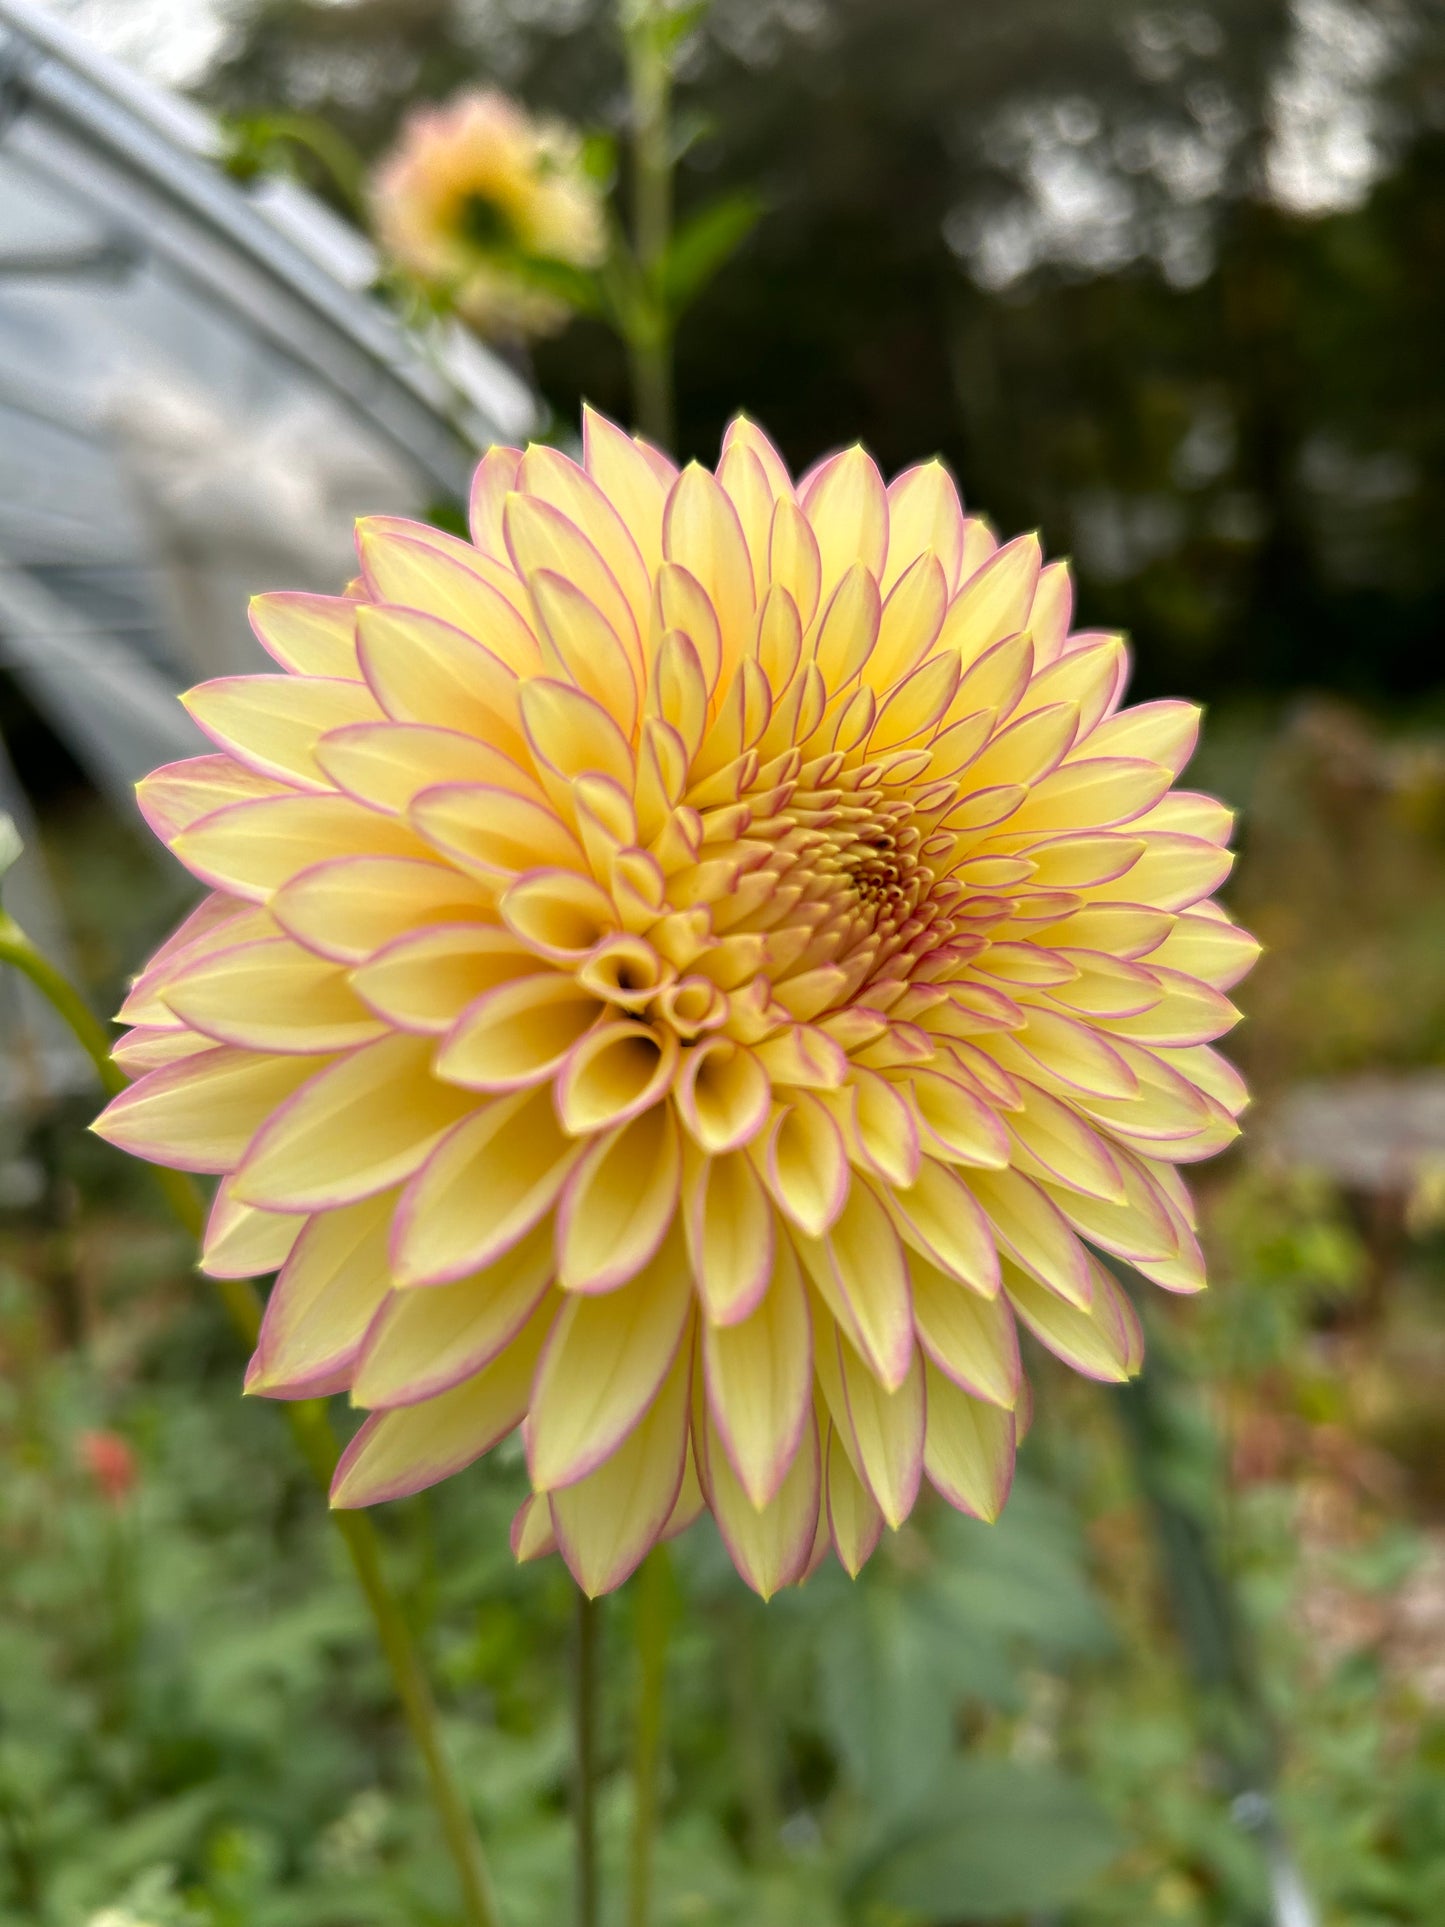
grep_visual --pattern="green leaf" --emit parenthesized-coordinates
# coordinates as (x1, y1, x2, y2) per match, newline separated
(579, 130, 619, 188)
(855, 1759, 1124, 1920)
(0, 811, 19, 880)
(497, 249, 608, 320)
(817, 1585, 956, 1821)
(659, 192, 764, 319)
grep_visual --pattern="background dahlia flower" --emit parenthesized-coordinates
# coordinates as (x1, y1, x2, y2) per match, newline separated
(96, 409, 1258, 1598)
(371, 89, 605, 337)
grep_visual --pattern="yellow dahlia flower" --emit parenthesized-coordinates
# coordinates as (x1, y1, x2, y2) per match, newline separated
(371, 90, 605, 338)
(95, 411, 1258, 1597)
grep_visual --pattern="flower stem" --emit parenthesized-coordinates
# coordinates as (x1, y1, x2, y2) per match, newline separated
(0, 911, 505, 1927)
(626, 1544, 674, 1927)
(621, 0, 675, 449)
(574, 1588, 602, 1927)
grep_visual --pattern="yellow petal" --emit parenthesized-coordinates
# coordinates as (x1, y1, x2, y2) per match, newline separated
(162, 937, 384, 1053)
(937, 533, 1040, 663)
(702, 1400, 819, 1599)
(249, 591, 361, 679)
(234, 1034, 476, 1210)
(801, 445, 887, 597)
(911, 1256, 1019, 1407)
(1003, 1259, 1133, 1382)
(272, 856, 491, 964)
(529, 1227, 693, 1490)
(201, 1176, 302, 1279)
(825, 1423, 884, 1576)
(968, 1167, 1093, 1309)
(880, 1159, 1000, 1295)
(356, 518, 540, 669)
(467, 444, 522, 558)
(437, 971, 601, 1091)
(331, 1294, 553, 1507)
(556, 1022, 677, 1136)
(764, 1094, 850, 1237)
(246, 1191, 396, 1396)
(351, 925, 544, 1033)
(356, 603, 528, 761)
(550, 1336, 693, 1594)
(768, 496, 822, 629)
(173, 794, 429, 900)
(137, 755, 295, 845)
(316, 722, 533, 815)
(677, 1037, 771, 1154)
(410, 783, 585, 881)
(702, 1238, 812, 1507)
(528, 572, 640, 734)
(883, 459, 964, 591)
(795, 1182, 913, 1390)
(871, 549, 948, 687)
(504, 490, 642, 670)
(907, 1068, 1010, 1166)
(519, 677, 634, 788)
(392, 1083, 580, 1286)
(184, 676, 381, 789)
(663, 462, 755, 683)
(716, 441, 774, 599)
(687, 1148, 775, 1325)
(922, 1362, 1015, 1521)
(1006, 1081, 1126, 1201)
(517, 442, 653, 637)
(1005, 758, 1172, 837)
(833, 1332, 924, 1528)
(94, 1046, 326, 1173)
(499, 869, 616, 961)
(1145, 911, 1260, 989)
(352, 1223, 555, 1409)
(556, 1106, 682, 1292)
(582, 404, 669, 577)
(812, 562, 881, 697)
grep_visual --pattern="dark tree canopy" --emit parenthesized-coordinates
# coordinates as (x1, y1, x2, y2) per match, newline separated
(209, 0, 1445, 704)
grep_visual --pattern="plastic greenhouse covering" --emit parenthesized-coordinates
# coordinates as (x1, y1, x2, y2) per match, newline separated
(0, 0, 538, 1103)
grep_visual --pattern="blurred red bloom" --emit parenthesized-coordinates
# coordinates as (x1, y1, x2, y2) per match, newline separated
(78, 1429, 137, 1507)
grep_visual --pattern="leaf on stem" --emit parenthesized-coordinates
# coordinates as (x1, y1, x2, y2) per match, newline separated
(660, 193, 764, 319)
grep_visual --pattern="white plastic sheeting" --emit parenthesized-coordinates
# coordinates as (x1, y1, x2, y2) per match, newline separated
(0, 0, 539, 1102)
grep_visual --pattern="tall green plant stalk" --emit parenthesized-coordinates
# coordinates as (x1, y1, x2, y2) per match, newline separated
(620, 0, 677, 450)
(627, 1546, 675, 1926)
(0, 910, 504, 1927)
(574, 1590, 602, 1927)
(563, 12, 691, 1923)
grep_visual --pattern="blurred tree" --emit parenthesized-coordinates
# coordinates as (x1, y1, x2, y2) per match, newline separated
(207, 0, 1445, 705)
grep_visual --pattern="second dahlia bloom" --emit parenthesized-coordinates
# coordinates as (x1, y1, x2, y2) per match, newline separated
(371, 90, 605, 338)
(96, 411, 1257, 1597)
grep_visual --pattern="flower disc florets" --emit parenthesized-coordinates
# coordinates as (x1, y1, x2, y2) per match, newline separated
(96, 410, 1258, 1597)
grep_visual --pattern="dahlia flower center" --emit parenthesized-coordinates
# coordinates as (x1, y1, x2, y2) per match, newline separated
(455, 189, 516, 251)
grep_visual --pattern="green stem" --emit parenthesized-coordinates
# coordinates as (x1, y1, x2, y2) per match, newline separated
(0, 911, 505, 1927)
(621, 0, 675, 449)
(627, 1546, 674, 1927)
(574, 1589, 602, 1927)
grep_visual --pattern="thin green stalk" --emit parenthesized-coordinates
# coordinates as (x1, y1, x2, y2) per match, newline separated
(574, 1590, 602, 1927)
(621, 0, 675, 449)
(627, 1546, 674, 1927)
(0, 911, 504, 1927)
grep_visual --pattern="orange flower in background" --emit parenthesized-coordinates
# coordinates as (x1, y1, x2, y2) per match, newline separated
(372, 89, 605, 338)
(95, 410, 1258, 1597)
